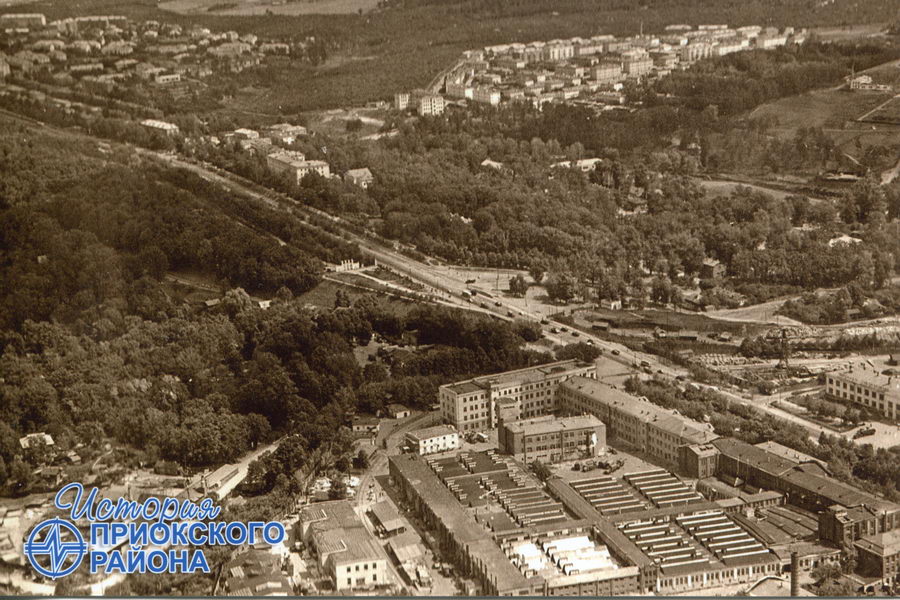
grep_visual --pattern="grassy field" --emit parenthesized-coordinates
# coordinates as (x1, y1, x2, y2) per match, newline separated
(863, 95, 900, 125)
(750, 88, 893, 132)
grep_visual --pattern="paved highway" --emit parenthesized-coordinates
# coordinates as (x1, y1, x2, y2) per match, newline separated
(141, 149, 859, 442)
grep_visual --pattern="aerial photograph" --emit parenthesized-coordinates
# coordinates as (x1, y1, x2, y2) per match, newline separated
(0, 0, 899, 597)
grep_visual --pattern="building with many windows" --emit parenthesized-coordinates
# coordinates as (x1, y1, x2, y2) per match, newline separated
(299, 500, 388, 591)
(498, 414, 605, 463)
(439, 360, 598, 431)
(405, 425, 460, 455)
(266, 150, 330, 184)
(825, 364, 900, 420)
(557, 376, 718, 465)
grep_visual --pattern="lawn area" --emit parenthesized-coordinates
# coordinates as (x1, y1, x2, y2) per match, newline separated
(750, 87, 894, 133)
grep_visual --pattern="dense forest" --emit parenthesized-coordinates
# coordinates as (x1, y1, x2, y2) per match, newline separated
(0, 118, 552, 498)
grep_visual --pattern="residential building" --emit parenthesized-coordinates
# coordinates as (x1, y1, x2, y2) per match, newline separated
(405, 425, 459, 455)
(417, 94, 445, 116)
(700, 258, 725, 279)
(472, 86, 501, 105)
(299, 500, 388, 591)
(622, 56, 653, 77)
(386, 404, 410, 419)
(849, 74, 893, 92)
(140, 119, 180, 135)
(498, 414, 605, 463)
(445, 82, 474, 99)
(345, 167, 374, 189)
(393, 92, 410, 110)
(266, 150, 330, 183)
(592, 62, 623, 85)
(439, 359, 598, 431)
(154, 72, 181, 84)
(264, 123, 307, 144)
(557, 377, 718, 465)
(0, 13, 46, 28)
(351, 415, 379, 436)
(825, 364, 900, 420)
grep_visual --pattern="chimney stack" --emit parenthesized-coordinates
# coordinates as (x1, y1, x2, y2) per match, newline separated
(790, 551, 800, 597)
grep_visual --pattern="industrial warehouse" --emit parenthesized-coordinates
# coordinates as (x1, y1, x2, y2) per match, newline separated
(381, 360, 900, 596)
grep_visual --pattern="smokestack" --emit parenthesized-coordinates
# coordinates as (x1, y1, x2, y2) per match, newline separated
(790, 552, 800, 597)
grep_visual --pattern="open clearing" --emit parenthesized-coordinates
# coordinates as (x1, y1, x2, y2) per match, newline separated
(750, 87, 893, 132)
(160, 0, 380, 16)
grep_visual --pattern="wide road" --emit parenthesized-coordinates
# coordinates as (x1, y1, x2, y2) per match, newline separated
(143, 149, 859, 442)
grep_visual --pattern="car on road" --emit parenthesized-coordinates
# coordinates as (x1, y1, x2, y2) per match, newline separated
(560, 327, 568, 332)
(507, 310, 515, 317)
(466, 279, 476, 284)
(611, 349, 620, 355)
(572, 331, 580, 337)
(494, 301, 502, 307)
(586, 339, 595, 345)
(550, 327, 559, 333)
(540, 319, 549, 325)
(480, 302, 488, 308)
(854, 427, 877, 439)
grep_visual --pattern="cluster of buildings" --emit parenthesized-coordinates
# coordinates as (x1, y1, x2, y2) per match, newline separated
(298, 500, 390, 592)
(0, 12, 299, 98)
(393, 24, 806, 113)
(401, 358, 900, 594)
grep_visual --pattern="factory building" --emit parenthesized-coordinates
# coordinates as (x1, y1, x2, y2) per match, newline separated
(498, 414, 606, 464)
(439, 359, 598, 432)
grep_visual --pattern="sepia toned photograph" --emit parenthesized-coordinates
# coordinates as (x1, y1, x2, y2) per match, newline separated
(0, 0, 899, 597)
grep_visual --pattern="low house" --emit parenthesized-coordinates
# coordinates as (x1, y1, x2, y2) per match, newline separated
(223, 549, 292, 596)
(345, 168, 374, 189)
(386, 404, 410, 419)
(700, 258, 725, 279)
(351, 416, 380, 436)
(368, 500, 405, 536)
(19, 433, 54, 450)
(405, 425, 459, 455)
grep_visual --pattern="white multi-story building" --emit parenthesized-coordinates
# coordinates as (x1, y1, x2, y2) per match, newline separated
(417, 94, 445, 116)
(267, 150, 330, 183)
(405, 425, 459, 455)
(439, 359, 598, 432)
(472, 86, 501, 105)
(826, 364, 900, 420)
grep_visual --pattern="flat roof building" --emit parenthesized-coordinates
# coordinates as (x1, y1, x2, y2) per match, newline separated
(499, 414, 605, 464)
(557, 376, 717, 466)
(405, 425, 459, 455)
(299, 500, 389, 591)
(440, 359, 598, 432)
(826, 363, 900, 420)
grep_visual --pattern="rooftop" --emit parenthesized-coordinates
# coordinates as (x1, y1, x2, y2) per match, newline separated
(407, 424, 457, 441)
(755, 441, 828, 470)
(503, 414, 604, 436)
(389, 454, 533, 593)
(443, 359, 593, 395)
(831, 363, 900, 394)
(854, 530, 900, 556)
(562, 376, 716, 442)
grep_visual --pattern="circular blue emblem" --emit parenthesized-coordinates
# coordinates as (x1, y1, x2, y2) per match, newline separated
(24, 517, 88, 579)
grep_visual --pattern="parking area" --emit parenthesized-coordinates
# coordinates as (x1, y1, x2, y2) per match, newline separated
(549, 443, 667, 484)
